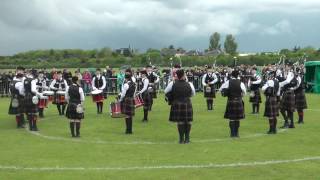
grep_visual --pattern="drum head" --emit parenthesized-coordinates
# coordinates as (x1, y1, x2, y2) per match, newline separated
(91, 89, 103, 95)
(57, 91, 66, 95)
(43, 91, 54, 95)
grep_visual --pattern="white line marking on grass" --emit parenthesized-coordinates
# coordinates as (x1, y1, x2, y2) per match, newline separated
(26, 129, 288, 145)
(1, 156, 319, 171)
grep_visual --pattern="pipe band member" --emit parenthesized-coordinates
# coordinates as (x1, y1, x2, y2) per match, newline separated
(36, 71, 49, 118)
(8, 66, 26, 128)
(146, 65, 160, 110)
(119, 73, 136, 134)
(248, 67, 262, 114)
(24, 70, 41, 131)
(202, 65, 218, 110)
(220, 69, 246, 138)
(65, 76, 85, 137)
(165, 69, 195, 144)
(279, 68, 297, 129)
(50, 71, 68, 115)
(92, 68, 106, 114)
(293, 68, 308, 124)
(138, 70, 152, 122)
(262, 71, 280, 134)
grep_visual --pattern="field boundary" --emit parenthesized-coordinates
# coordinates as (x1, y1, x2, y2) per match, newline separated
(26, 128, 288, 145)
(0, 156, 319, 171)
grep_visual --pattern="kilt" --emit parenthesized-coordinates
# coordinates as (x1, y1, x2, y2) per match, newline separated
(8, 96, 24, 115)
(66, 103, 84, 119)
(264, 96, 279, 118)
(169, 99, 193, 122)
(92, 93, 104, 103)
(295, 90, 307, 110)
(249, 90, 262, 104)
(149, 84, 157, 99)
(224, 97, 245, 120)
(121, 97, 135, 116)
(23, 93, 38, 114)
(142, 92, 152, 110)
(280, 91, 296, 112)
(204, 85, 216, 98)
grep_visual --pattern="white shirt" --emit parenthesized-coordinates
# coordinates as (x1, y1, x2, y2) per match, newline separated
(251, 74, 262, 85)
(92, 75, 106, 90)
(65, 84, 85, 103)
(119, 81, 135, 101)
(139, 78, 149, 94)
(50, 78, 68, 91)
(14, 79, 25, 96)
(164, 80, 196, 97)
(202, 73, 218, 86)
(262, 79, 281, 96)
(219, 78, 247, 95)
(279, 71, 294, 88)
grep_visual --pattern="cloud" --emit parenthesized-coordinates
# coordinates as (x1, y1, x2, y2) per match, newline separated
(0, 0, 320, 54)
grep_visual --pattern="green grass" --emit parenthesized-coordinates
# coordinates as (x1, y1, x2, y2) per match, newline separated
(0, 93, 320, 179)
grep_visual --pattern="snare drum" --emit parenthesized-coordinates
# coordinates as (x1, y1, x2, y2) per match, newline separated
(91, 89, 104, 102)
(134, 95, 144, 108)
(38, 96, 49, 108)
(43, 91, 54, 102)
(56, 91, 66, 104)
(110, 101, 126, 118)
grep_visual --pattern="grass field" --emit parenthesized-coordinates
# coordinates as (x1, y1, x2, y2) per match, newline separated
(0, 93, 319, 179)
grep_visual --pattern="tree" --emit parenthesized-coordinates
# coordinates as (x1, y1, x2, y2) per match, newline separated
(224, 34, 237, 55)
(209, 32, 221, 50)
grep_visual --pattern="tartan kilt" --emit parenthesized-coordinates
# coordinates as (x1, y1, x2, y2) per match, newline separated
(121, 97, 135, 117)
(149, 84, 157, 99)
(8, 96, 24, 115)
(169, 99, 193, 122)
(142, 92, 152, 110)
(224, 98, 245, 120)
(280, 91, 296, 112)
(66, 103, 84, 120)
(264, 96, 279, 118)
(295, 90, 307, 110)
(204, 85, 216, 98)
(249, 90, 262, 104)
(23, 93, 38, 114)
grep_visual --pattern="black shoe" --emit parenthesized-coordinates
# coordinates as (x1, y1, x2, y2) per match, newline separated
(179, 140, 184, 144)
(280, 122, 289, 129)
(298, 121, 304, 124)
(142, 119, 148, 123)
(289, 124, 295, 128)
(184, 139, 190, 144)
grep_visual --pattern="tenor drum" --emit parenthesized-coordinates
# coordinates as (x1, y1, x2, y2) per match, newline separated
(110, 101, 126, 118)
(134, 95, 144, 108)
(56, 91, 66, 104)
(91, 89, 104, 102)
(43, 91, 54, 102)
(38, 96, 49, 108)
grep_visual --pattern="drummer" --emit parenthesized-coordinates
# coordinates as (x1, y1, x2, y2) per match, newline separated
(50, 71, 68, 116)
(36, 71, 49, 118)
(146, 65, 160, 111)
(92, 68, 106, 114)
(137, 70, 152, 122)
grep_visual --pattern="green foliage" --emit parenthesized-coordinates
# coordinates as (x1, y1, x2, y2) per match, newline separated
(224, 34, 238, 55)
(209, 32, 221, 50)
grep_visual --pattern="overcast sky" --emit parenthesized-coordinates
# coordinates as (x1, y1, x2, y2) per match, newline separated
(1, 0, 320, 55)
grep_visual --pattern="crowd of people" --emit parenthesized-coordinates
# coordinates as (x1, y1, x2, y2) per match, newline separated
(6, 63, 308, 143)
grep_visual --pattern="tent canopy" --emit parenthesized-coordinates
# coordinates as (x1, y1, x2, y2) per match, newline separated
(304, 61, 320, 93)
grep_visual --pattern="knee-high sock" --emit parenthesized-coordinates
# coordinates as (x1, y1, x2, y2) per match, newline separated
(280, 109, 288, 123)
(288, 111, 294, 124)
(39, 108, 44, 117)
(32, 115, 38, 130)
(143, 109, 148, 120)
(229, 121, 235, 137)
(297, 109, 304, 122)
(252, 104, 256, 113)
(235, 121, 240, 136)
(61, 104, 66, 114)
(274, 118, 277, 132)
(15, 115, 20, 127)
(57, 105, 61, 115)
(206, 99, 210, 110)
(27, 114, 33, 130)
(125, 117, 132, 133)
(177, 124, 185, 142)
(96, 103, 100, 113)
(185, 123, 191, 142)
(75, 122, 80, 136)
(100, 102, 103, 113)
(20, 114, 25, 125)
(70, 122, 75, 136)
(268, 119, 273, 132)
(256, 104, 260, 113)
